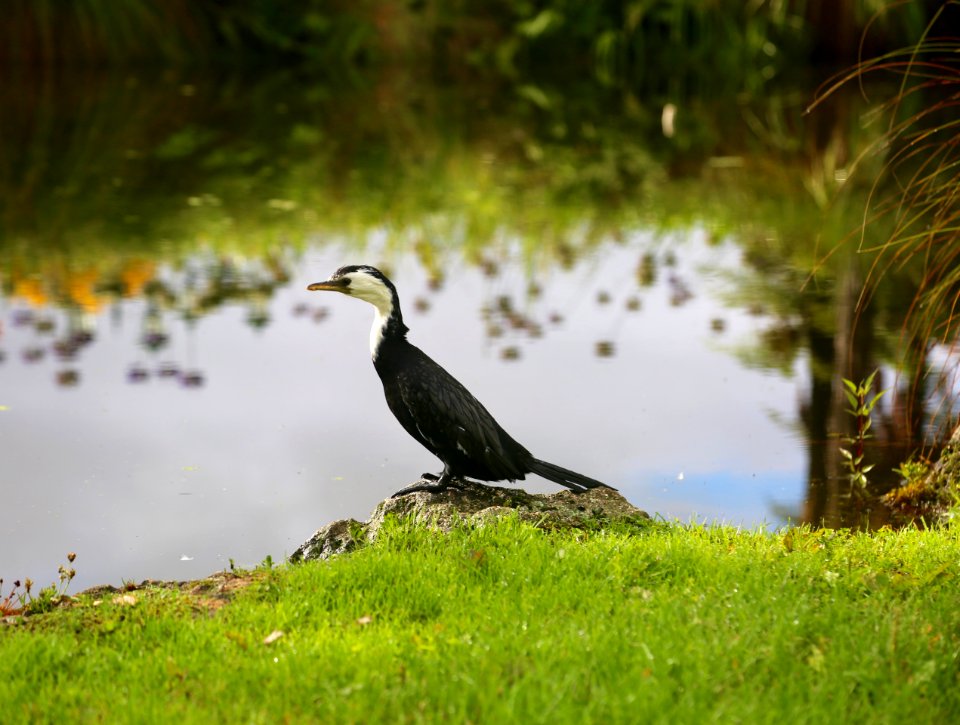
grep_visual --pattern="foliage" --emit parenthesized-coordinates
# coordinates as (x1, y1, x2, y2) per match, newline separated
(0, 66, 904, 290)
(884, 457, 940, 518)
(0, 0, 374, 65)
(838, 370, 888, 491)
(2, 518, 959, 720)
(884, 441, 960, 523)
(0, 0, 938, 77)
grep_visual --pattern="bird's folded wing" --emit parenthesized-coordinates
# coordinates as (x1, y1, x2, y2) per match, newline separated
(396, 361, 523, 479)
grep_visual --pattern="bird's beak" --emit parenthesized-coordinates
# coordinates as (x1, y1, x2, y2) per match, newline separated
(307, 278, 349, 293)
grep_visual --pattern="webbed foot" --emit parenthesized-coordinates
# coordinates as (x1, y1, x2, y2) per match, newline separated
(391, 472, 460, 498)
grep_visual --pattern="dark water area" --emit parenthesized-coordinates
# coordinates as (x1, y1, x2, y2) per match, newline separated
(0, 67, 947, 590)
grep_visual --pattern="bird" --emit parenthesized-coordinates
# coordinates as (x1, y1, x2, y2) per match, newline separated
(307, 265, 614, 497)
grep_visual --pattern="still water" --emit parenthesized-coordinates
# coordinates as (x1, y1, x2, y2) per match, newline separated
(3, 237, 805, 590)
(0, 68, 928, 590)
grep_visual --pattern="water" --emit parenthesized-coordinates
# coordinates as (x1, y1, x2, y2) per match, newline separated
(1, 235, 807, 589)
(0, 69, 930, 591)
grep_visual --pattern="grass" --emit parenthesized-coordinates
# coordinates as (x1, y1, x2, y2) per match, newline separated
(2, 516, 959, 722)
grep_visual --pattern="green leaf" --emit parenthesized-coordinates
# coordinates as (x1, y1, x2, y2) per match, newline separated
(844, 390, 859, 409)
(518, 9, 562, 38)
(517, 85, 551, 110)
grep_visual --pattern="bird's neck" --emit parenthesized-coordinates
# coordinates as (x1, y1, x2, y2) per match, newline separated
(370, 300, 408, 360)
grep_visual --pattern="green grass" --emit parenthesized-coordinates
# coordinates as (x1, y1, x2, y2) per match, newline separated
(3, 517, 959, 722)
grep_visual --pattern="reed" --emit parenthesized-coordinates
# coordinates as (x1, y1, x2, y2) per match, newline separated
(810, 2, 960, 435)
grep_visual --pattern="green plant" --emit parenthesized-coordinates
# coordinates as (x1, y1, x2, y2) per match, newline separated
(884, 455, 940, 517)
(0, 553, 77, 617)
(882, 447, 960, 523)
(255, 554, 282, 601)
(839, 370, 888, 491)
(893, 457, 930, 484)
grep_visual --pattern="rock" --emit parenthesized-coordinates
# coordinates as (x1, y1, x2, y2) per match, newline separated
(290, 479, 649, 563)
(289, 518, 365, 563)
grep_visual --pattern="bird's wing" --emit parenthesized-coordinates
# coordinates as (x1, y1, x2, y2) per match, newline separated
(393, 351, 526, 480)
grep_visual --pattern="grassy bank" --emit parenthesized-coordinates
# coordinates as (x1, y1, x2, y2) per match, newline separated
(3, 517, 959, 721)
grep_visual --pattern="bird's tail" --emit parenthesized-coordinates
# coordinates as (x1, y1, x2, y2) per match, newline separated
(528, 458, 615, 493)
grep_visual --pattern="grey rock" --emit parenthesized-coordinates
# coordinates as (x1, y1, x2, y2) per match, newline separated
(290, 518, 365, 562)
(290, 479, 649, 563)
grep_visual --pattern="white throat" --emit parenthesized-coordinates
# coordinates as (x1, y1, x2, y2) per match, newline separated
(340, 271, 396, 360)
(370, 306, 389, 358)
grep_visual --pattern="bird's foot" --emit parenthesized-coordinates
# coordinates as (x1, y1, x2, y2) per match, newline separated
(391, 473, 461, 498)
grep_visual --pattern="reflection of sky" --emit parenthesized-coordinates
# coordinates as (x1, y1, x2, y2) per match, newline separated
(635, 470, 802, 528)
(1, 232, 807, 590)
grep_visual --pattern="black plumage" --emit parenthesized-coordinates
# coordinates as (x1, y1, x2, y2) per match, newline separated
(308, 265, 613, 496)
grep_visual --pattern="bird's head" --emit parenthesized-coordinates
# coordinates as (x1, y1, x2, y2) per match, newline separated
(308, 266, 407, 354)
(308, 265, 398, 314)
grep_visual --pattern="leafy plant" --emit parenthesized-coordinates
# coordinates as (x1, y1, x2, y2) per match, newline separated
(892, 457, 930, 484)
(839, 370, 888, 491)
(0, 553, 77, 617)
(882, 445, 960, 523)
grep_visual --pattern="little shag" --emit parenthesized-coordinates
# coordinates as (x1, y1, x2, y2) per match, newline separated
(308, 265, 614, 496)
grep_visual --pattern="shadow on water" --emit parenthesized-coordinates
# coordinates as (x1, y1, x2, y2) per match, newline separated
(0, 64, 952, 585)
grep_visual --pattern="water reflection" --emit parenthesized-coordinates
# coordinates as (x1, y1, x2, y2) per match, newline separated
(0, 66, 948, 590)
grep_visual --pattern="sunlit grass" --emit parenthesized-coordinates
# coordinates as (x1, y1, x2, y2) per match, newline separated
(3, 517, 959, 721)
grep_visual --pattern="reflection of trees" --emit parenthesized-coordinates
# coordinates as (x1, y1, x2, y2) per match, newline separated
(0, 65, 950, 525)
(722, 83, 940, 528)
(126, 253, 294, 387)
(0, 68, 781, 377)
(0, 67, 709, 274)
(802, 260, 923, 529)
(1, 252, 294, 389)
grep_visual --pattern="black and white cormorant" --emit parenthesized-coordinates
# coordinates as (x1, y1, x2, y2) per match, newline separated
(308, 265, 614, 496)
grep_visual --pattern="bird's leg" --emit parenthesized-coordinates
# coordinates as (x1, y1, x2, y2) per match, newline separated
(436, 469, 457, 487)
(391, 468, 461, 497)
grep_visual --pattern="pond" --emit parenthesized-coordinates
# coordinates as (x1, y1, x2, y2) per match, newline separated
(0, 67, 935, 591)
